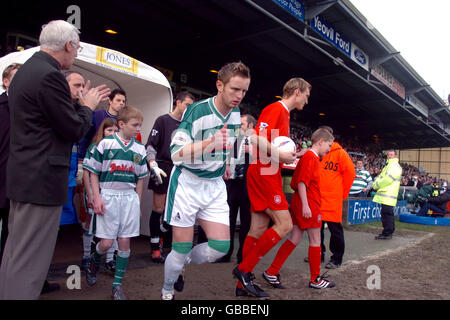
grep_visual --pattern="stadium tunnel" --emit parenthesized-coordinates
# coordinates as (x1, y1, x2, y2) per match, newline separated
(2, 0, 449, 150)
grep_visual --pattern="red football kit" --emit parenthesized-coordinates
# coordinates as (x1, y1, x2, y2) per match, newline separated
(290, 149, 322, 229)
(246, 101, 290, 213)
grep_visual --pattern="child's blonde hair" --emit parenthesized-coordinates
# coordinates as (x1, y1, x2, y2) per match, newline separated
(118, 105, 143, 123)
(311, 128, 334, 145)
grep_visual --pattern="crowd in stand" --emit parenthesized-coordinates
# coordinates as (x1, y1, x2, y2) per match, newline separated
(289, 127, 448, 193)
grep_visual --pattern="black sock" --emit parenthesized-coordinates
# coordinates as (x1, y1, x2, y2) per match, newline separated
(150, 210, 163, 250)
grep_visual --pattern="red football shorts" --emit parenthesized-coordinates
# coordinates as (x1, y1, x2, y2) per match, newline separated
(246, 164, 289, 213)
(290, 204, 322, 229)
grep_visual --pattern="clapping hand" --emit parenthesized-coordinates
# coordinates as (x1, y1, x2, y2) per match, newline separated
(78, 80, 111, 110)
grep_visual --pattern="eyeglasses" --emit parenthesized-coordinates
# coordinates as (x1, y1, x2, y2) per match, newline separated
(71, 41, 83, 53)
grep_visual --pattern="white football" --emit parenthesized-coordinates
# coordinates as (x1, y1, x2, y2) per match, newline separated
(272, 136, 296, 153)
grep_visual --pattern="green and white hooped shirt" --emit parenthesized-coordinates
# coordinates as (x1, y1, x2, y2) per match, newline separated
(170, 96, 241, 179)
(83, 133, 148, 190)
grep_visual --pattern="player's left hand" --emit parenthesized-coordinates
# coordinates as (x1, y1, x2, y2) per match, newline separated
(302, 205, 312, 219)
(279, 150, 296, 164)
(150, 161, 167, 185)
(93, 197, 106, 215)
(296, 148, 309, 158)
(223, 165, 232, 180)
(160, 220, 170, 233)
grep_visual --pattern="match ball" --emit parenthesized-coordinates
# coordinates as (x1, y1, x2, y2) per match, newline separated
(272, 136, 296, 153)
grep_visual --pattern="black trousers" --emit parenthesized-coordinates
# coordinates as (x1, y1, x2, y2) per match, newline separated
(0, 207, 8, 266)
(320, 221, 345, 265)
(224, 178, 251, 263)
(380, 204, 395, 236)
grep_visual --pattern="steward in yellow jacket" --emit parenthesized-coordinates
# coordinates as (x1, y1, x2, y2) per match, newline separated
(373, 150, 402, 239)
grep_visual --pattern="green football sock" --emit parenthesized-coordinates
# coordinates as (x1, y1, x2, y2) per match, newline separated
(112, 250, 130, 287)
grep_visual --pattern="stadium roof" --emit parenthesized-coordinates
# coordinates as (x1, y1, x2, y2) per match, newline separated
(3, 0, 449, 149)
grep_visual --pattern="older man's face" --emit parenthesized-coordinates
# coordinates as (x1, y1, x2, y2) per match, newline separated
(66, 73, 85, 103)
(61, 39, 80, 70)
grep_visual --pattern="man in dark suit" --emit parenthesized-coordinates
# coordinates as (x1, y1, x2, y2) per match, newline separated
(0, 63, 21, 266)
(216, 114, 256, 264)
(0, 20, 110, 299)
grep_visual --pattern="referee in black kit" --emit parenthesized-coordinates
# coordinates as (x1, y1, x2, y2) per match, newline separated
(145, 91, 195, 262)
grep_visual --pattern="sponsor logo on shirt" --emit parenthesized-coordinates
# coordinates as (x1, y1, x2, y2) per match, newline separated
(110, 163, 133, 173)
(175, 136, 186, 143)
(259, 122, 269, 131)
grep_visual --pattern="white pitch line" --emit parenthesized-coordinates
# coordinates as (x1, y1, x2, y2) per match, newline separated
(339, 233, 435, 270)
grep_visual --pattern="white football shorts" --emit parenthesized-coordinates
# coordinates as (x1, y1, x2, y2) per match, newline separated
(93, 189, 140, 239)
(164, 167, 229, 228)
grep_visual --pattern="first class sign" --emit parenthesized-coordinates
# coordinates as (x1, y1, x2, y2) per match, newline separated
(346, 199, 408, 225)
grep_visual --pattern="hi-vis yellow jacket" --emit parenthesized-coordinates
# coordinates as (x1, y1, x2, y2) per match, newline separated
(373, 158, 402, 206)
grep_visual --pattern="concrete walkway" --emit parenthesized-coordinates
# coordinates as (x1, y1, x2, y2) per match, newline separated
(47, 224, 428, 281)
(257, 227, 430, 274)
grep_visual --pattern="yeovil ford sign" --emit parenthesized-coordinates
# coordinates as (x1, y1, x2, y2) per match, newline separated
(310, 15, 370, 71)
(271, 1, 369, 70)
(310, 15, 351, 56)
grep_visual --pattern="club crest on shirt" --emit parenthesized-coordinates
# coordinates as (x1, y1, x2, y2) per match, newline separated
(151, 129, 159, 136)
(133, 154, 142, 165)
(274, 195, 281, 204)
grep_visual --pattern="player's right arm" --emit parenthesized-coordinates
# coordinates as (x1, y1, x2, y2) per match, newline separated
(82, 142, 105, 215)
(172, 124, 229, 163)
(90, 173, 105, 215)
(248, 133, 296, 164)
(82, 169, 93, 209)
(82, 143, 97, 209)
(298, 181, 311, 218)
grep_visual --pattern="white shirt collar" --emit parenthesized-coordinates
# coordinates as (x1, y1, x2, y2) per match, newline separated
(310, 149, 319, 157)
(279, 100, 289, 112)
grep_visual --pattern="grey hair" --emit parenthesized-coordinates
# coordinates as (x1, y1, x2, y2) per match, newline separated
(39, 20, 80, 52)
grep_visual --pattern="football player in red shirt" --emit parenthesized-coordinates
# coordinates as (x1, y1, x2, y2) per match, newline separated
(233, 78, 311, 297)
(263, 128, 336, 290)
